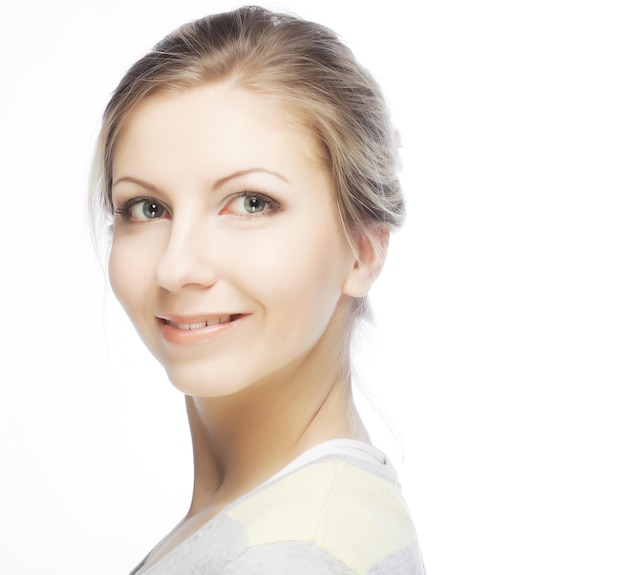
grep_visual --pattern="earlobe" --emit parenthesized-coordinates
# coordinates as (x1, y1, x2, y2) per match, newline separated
(342, 226, 390, 298)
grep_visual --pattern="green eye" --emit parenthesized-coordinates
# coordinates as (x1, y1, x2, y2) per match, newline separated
(129, 200, 166, 220)
(219, 191, 281, 218)
(243, 195, 267, 213)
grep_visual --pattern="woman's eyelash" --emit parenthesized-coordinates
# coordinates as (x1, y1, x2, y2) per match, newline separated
(113, 196, 166, 220)
(237, 191, 282, 213)
(113, 196, 146, 218)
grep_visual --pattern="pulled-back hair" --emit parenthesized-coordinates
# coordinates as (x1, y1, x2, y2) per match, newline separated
(91, 5, 404, 318)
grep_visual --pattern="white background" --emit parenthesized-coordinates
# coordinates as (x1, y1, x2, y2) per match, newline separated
(1, 0, 625, 573)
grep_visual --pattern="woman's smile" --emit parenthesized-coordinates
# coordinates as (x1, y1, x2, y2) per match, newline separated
(157, 313, 250, 345)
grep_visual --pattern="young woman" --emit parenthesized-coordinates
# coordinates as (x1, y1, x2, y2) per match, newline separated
(91, 6, 424, 574)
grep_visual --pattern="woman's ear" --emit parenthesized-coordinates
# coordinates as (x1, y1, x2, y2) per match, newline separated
(342, 225, 390, 298)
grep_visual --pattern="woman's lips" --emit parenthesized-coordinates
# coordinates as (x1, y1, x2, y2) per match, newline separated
(157, 314, 247, 344)
(162, 314, 242, 330)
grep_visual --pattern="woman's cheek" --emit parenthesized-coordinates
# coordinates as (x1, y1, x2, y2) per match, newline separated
(108, 235, 152, 311)
(234, 230, 314, 294)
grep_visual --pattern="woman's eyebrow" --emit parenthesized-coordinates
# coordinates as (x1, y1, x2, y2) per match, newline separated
(111, 176, 161, 194)
(213, 168, 291, 190)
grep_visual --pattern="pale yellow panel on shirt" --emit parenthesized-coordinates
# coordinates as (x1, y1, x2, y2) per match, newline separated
(228, 461, 338, 542)
(316, 463, 416, 572)
(227, 461, 416, 573)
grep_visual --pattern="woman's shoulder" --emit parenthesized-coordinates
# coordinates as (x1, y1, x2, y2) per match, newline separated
(223, 443, 424, 574)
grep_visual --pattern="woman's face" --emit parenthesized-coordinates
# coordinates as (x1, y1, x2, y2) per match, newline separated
(109, 83, 359, 397)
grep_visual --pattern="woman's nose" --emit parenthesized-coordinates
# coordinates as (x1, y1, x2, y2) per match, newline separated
(154, 218, 218, 292)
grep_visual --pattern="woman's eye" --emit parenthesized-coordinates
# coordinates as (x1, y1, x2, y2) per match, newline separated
(133, 200, 166, 219)
(116, 198, 168, 221)
(223, 192, 281, 217)
(243, 194, 267, 214)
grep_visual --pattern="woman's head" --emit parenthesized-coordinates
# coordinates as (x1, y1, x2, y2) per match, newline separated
(93, 6, 404, 394)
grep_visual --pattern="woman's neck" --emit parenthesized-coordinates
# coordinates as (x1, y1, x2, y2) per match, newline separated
(183, 343, 368, 518)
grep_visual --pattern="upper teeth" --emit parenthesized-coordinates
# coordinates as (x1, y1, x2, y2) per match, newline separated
(168, 316, 232, 330)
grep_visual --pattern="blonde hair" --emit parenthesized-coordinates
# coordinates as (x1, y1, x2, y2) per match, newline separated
(91, 5, 405, 318)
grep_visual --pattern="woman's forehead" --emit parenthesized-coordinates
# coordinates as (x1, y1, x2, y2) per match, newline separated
(115, 83, 325, 165)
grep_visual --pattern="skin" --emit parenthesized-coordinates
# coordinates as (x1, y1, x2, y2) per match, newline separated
(109, 82, 387, 568)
